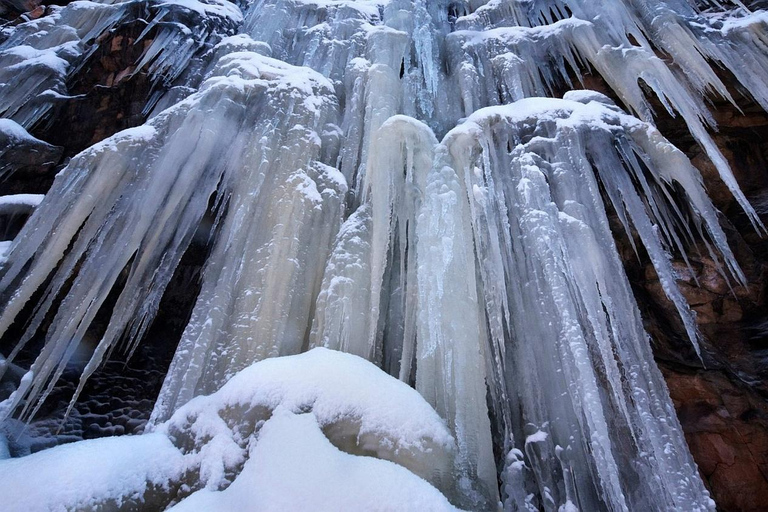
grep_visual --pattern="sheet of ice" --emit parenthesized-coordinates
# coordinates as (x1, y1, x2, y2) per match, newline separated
(0, 241, 11, 266)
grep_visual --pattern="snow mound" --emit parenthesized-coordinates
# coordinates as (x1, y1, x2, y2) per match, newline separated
(0, 348, 459, 511)
(157, 347, 456, 491)
(168, 407, 461, 512)
(0, 432, 184, 512)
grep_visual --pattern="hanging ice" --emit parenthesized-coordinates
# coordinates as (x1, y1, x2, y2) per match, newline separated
(437, 94, 724, 511)
(1, 0, 767, 510)
(0, 45, 344, 425)
(0, 0, 242, 127)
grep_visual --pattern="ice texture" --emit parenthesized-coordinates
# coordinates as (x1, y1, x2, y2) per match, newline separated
(439, 96, 721, 511)
(0, 0, 765, 509)
(0, 47, 343, 426)
(0, 0, 242, 127)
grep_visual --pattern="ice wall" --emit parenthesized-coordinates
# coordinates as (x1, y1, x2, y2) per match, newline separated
(1, 0, 767, 510)
(439, 95, 724, 511)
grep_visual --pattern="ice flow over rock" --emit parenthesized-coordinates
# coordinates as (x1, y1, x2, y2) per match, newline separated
(1, 0, 766, 510)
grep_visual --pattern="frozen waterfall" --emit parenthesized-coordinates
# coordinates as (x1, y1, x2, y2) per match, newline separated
(1, 0, 767, 510)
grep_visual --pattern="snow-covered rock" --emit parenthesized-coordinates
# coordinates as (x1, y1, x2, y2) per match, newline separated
(0, 348, 460, 511)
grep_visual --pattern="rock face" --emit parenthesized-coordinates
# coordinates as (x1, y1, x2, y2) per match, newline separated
(552, 68, 768, 511)
(663, 368, 768, 511)
(633, 94, 768, 511)
(2, 3, 768, 511)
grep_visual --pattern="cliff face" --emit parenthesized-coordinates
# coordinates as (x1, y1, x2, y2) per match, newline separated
(2, 2, 768, 510)
(578, 69, 768, 510)
(642, 102, 768, 511)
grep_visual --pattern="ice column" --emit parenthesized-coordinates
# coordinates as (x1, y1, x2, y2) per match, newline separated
(0, 47, 344, 425)
(440, 95, 721, 511)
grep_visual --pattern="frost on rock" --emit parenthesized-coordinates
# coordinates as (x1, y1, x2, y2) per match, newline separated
(0, 118, 61, 177)
(0, 349, 460, 512)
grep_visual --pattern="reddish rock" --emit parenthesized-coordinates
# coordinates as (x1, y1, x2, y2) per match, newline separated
(663, 369, 768, 511)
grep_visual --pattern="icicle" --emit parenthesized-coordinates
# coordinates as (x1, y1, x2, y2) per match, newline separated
(146, 51, 346, 424)
(133, 0, 243, 87)
(0, 0, 242, 129)
(310, 204, 377, 358)
(311, 116, 434, 373)
(0, 46, 342, 424)
(446, 0, 768, 227)
(311, 113, 499, 508)
(0, 0, 127, 127)
(438, 95, 719, 510)
(417, 145, 499, 509)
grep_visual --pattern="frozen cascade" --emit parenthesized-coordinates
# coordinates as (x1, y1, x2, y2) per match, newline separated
(439, 95, 730, 511)
(0, 0, 242, 128)
(0, 47, 344, 424)
(310, 114, 498, 506)
(1, 0, 768, 510)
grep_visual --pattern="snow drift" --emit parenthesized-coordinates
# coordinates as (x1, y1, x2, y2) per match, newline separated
(0, 349, 461, 511)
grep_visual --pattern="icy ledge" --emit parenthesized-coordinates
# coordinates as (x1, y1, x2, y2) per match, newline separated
(0, 348, 461, 512)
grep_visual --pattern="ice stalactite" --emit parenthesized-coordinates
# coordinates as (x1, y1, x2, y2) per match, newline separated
(448, 1, 768, 227)
(0, 46, 343, 426)
(416, 136, 499, 508)
(311, 115, 498, 508)
(312, 116, 435, 372)
(313, 90, 734, 510)
(253, 0, 768, 230)
(0, 0, 127, 127)
(1, 0, 768, 510)
(0, 0, 242, 128)
(437, 93, 728, 511)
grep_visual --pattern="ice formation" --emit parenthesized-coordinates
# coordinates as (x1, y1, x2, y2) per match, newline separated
(1, 0, 767, 509)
